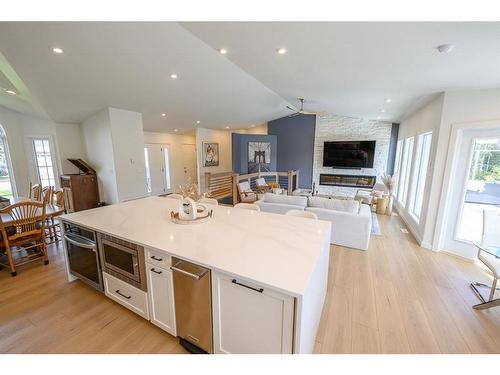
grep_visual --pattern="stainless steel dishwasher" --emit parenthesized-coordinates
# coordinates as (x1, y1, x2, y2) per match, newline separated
(171, 257, 212, 354)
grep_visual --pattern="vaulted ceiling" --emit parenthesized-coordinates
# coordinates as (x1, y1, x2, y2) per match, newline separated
(0, 22, 499, 132)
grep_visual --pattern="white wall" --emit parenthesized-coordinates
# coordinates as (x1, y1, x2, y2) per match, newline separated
(81, 107, 148, 204)
(432, 89, 500, 255)
(54, 123, 87, 174)
(196, 127, 233, 192)
(234, 123, 268, 135)
(143, 131, 197, 193)
(396, 94, 444, 245)
(109, 108, 147, 202)
(0, 104, 86, 197)
(313, 114, 392, 196)
(396, 89, 500, 256)
(81, 109, 119, 204)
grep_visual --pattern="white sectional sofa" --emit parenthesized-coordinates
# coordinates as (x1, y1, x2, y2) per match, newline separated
(255, 193, 372, 251)
(305, 196, 372, 251)
(255, 193, 308, 215)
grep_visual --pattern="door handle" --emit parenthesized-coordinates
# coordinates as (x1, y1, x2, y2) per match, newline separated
(170, 265, 207, 280)
(232, 279, 264, 293)
(115, 289, 132, 299)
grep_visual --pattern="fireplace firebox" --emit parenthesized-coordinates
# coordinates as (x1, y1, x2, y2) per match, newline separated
(319, 173, 376, 188)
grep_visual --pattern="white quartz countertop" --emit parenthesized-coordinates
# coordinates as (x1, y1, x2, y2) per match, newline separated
(61, 196, 331, 296)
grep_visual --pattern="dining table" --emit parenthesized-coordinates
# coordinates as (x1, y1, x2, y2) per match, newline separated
(0, 197, 65, 225)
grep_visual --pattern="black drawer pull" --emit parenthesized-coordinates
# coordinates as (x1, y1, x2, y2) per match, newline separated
(150, 255, 163, 261)
(151, 268, 163, 275)
(232, 279, 264, 293)
(115, 289, 132, 299)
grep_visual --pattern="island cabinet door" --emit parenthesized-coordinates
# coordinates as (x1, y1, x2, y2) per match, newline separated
(146, 263, 176, 336)
(212, 271, 295, 354)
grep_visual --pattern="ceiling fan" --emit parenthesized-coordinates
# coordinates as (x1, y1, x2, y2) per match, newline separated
(286, 98, 318, 117)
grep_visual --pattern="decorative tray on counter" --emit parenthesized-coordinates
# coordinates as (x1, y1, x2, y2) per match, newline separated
(170, 209, 213, 225)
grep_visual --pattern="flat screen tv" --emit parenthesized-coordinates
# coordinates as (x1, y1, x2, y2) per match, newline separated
(323, 141, 376, 168)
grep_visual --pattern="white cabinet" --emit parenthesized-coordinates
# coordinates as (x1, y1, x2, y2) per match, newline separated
(212, 271, 295, 354)
(146, 262, 176, 336)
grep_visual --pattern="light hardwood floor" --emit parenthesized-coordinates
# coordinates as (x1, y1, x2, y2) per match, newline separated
(1, 213, 499, 354)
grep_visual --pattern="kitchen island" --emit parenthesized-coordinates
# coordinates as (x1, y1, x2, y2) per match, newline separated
(61, 196, 331, 354)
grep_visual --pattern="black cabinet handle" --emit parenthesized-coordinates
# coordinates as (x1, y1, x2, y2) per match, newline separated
(150, 255, 163, 261)
(115, 289, 131, 299)
(151, 268, 163, 275)
(232, 279, 264, 293)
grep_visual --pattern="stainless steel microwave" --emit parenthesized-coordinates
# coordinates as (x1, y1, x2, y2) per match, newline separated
(98, 233, 147, 291)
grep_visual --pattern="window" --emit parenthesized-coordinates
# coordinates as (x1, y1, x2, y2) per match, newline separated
(163, 146, 172, 191)
(397, 137, 414, 207)
(393, 139, 404, 196)
(410, 132, 432, 220)
(33, 139, 56, 187)
(0, 125, 15, 200)
(144, 147, 152, 193)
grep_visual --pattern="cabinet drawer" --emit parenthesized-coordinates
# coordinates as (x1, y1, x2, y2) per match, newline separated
(145, 247, 171, 269)
(103, 272, 149, 319)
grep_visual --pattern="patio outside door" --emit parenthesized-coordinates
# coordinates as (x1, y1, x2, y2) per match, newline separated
(442, 127, 500, 258)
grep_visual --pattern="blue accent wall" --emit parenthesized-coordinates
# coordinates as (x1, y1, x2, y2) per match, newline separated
(386, 123, 400, 175)
(232, 133, 277, 174)
(268, 114, 316, 188)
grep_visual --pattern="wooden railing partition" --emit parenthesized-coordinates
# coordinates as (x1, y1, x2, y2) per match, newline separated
(205, 170, 299, 204)
(204, 172, 234, 201)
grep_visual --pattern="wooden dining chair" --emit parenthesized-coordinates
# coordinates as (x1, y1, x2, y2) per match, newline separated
(46, 189, 65, 243)
(29, 183, 42, 201)
(0, 201, 48, 276)
(42, 186, 54, 205)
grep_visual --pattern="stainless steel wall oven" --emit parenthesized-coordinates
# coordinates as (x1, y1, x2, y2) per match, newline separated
(63, 222, 103, 291)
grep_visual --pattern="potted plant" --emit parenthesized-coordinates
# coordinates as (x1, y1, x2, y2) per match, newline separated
(381, 173, 396, 215)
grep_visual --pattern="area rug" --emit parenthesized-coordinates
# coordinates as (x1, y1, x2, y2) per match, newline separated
(371, 212, 382, 236)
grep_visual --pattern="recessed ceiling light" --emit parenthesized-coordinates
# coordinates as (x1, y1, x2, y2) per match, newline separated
(219, 48, 228, 55)
(380, 109, 386, 113)
(52, 47, 64, 54)
(276, 48, 287, 55)
(161, 113, 166, 117)
(436, 44, 455, 53)
(174, 129, 178, 132)
(225, 126, 230, 129)
(384, 98, 392, 103)
(377, 116, 382, 120)
(5, 89, 16, 95)
(170, 73, 178, 79)
(196, 120, 201, 124)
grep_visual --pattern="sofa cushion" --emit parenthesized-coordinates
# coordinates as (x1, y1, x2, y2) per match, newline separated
(262, 193, 307, 207)
(308, 196, 360, 213)
(255, 177, 267, 187)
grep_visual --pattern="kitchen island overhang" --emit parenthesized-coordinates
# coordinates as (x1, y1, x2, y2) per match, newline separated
(61, 196, 331, 354)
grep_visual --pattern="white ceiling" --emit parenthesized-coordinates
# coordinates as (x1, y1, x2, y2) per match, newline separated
(182, 22, 500, 122)
(0, 22, 499, 132)
(0, 22, 289, 132)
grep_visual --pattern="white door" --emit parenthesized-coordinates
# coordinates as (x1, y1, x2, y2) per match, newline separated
(144, 144, 173, 195)
(181, 144, 197, 186)
(442, 127, 500, 258)
(212, 271, 294, 354)
(146, 263, 176, 336)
